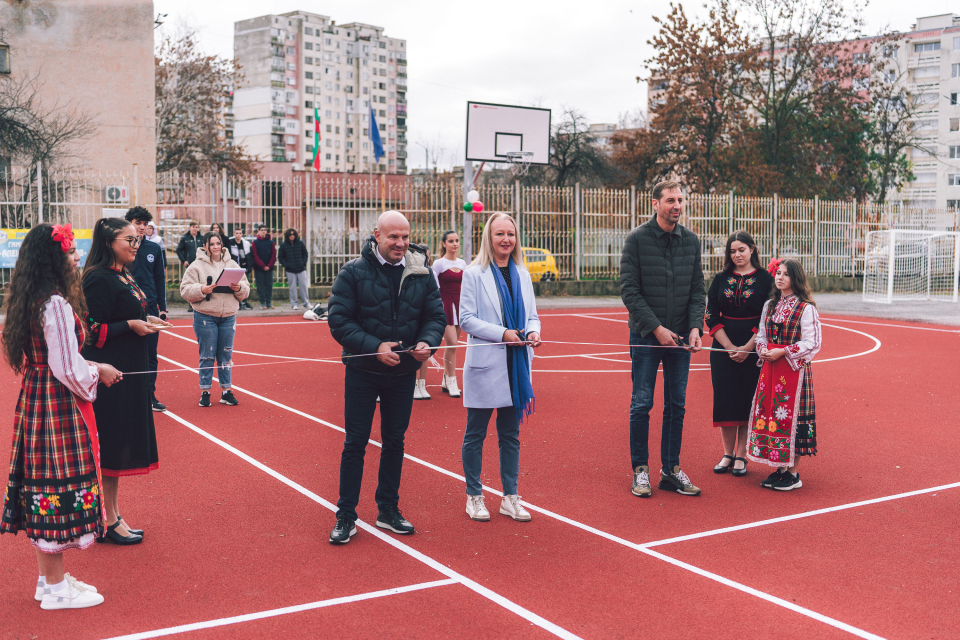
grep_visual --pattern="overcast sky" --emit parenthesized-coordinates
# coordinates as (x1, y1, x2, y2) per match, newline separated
(155, 0, 959, 171)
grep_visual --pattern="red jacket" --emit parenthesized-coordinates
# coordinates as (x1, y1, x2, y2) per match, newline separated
(252, 235, 277, 270)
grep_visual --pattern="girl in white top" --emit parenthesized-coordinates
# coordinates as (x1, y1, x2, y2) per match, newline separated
(431, 231, 467, 398)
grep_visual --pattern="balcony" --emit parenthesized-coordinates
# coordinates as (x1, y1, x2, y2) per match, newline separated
(271, 81, 285, 88)
(396, 104, 407, 116)
(272, 125, 285, 133)
(397, 57, 406, 65)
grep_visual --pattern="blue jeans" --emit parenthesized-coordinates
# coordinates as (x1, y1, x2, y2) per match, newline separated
(192, 311, 236, 390)
(629, 331, 691, 472)
(462, 407, 520, 496)
(287, 270, 309, 306)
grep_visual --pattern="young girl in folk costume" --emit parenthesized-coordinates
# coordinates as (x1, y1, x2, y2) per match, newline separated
(1, 224, 122, 609)
(747, 258, 822, 491)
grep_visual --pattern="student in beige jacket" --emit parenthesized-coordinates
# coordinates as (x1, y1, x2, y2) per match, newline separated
(180, 232, 251, 407)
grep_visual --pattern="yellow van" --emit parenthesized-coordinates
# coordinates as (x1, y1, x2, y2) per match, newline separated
(522, 247, 560, 282)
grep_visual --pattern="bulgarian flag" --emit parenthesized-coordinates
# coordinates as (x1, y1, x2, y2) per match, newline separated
(312, 106, 321, 170)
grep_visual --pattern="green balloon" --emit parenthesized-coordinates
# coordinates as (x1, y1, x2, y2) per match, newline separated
(462, 202, 473, 212)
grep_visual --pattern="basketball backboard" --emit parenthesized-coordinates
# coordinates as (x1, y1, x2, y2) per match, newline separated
(465, 102, 551, 166)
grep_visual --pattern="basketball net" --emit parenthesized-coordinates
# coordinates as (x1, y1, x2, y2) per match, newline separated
(506, 151, 534, 177)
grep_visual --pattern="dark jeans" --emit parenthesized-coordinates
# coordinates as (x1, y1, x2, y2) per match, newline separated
(462, 407, 520, 496)
(629, 331, 691, 472)
(337, 367, 417, 521)
(146, 303, 160, 396)
(254, 268, 273, 306)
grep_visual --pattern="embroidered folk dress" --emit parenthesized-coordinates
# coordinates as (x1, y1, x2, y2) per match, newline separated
(432, 257, 466, 326)
(81, 267, 159, 476)
(706, 268, 774, 428)
(754, 295, 822, 456)
(1, 295, 103, 552)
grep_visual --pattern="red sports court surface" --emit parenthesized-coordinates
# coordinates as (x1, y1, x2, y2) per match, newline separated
(1, 309, 958, 640)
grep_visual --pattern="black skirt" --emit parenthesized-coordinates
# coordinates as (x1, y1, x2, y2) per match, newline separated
(710, 317, 762, 427)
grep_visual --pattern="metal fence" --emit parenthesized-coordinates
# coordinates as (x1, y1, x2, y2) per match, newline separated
(4, 163, 959, 288)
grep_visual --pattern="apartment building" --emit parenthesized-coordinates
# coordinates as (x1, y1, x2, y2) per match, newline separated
(233, 11, 407, 174)
(646, 13, 960, 210)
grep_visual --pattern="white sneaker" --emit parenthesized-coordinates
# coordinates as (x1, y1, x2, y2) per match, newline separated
(40, 579, 104, 610)
(35, 573, 98, 601)
(292, 304, 299, 310)
(466, 495, 490, 521)
(500, 494, 531, 522)
(413, 378, 430, 400)
(443, 374, 461, 398)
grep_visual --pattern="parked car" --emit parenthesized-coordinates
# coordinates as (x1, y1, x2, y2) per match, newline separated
(522, 247, 560, 282)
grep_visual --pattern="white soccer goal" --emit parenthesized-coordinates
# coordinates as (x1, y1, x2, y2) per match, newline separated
(863, 230, 960, 303)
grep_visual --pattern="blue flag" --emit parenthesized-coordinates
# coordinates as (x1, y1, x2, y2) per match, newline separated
(370, 107, 384, 164)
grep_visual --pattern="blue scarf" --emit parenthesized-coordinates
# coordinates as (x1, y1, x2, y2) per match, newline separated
(491, 259, 535, 424)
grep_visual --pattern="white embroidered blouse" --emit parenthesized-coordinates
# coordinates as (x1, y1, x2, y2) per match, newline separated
(755, 295, 822, 371)
(43, 295, 99, 402)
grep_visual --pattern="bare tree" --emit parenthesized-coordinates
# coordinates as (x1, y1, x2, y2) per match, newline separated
(155, 25, 258, 176)
(547, 108, 615, 187)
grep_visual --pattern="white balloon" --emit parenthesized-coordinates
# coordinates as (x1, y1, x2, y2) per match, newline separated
(466, 190, 479, 203)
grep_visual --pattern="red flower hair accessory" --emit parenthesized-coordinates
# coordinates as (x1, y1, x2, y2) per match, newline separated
(51, 223, 74, 253)
(766, 258, 781, 276)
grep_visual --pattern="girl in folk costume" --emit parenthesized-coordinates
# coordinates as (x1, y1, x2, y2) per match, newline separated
(1, 224, 122, 609)
(432, 230, 467, 398)
(747, 258, 822, 491)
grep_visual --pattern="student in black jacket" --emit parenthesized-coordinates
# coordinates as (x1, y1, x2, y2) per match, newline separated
(228, 227, 254, 310)
(176, 221, 202, 267)
(278, 228, 309, 310)
(124, 207, 169, 412)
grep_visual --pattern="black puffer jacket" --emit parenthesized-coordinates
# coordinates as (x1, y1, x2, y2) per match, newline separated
(278, 239, 308, 273)
(620, 217, 706, 338)
(328, 237, 446, 375)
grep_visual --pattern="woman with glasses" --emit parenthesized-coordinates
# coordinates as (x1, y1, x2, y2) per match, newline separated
(80, 218, 170, 545)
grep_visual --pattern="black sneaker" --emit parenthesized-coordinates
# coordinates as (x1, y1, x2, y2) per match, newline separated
(220, 390, 239, 406)
(151, 396, 166, 412)
(242, 302, 253, 310)
(198, 391, 211, 407)
(658, 465, 702, 496)
(761, 468, 786, 489)
(329, 514, 357, 545)
(376, 508, 415, 535)
(771, 472, 802, 491)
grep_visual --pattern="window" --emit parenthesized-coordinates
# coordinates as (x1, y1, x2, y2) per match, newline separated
(305, 100, 313, 108)
(326, 38, 332, 46)
(852, 77, 870, 91)
(326, 125, 332, 132)
(305, 130, 312, 138)
(821, 56, 837, 69)
(305, 115, 313, 124)
(852, 52, 868, 65)
(305, 57, 313, 65)
(914, 66, 939, 79)
(305, 71, 313, 79)
(953, 64, 960, 78)
(948, 174, 960, 186)
(952, 93, 959, 106)
(347, 141, 353, 149)
(379, 123, 386, 130)
(306, 86, 314, 94)
(326, 110, 332, 117)
(325, 95, 332, 103)
(379, 96, 386, 104)
(286, 47, 296, 55)
(326, 139, 332, 147)
(0, 45, 9, 74)
(379, 55, 387, 63)
(286, 77, 295, 85)
(951, 118, 959, 132)
(379, 41, 386, 49)
(335, 126, 340, 134)
(305, 27, 314, 36)
(914, 42, 941, 53)
(286, 135, 297, 145)
(326, 154, 332, 160)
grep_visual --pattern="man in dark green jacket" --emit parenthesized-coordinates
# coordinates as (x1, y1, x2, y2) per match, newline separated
(620, 180, 706, 499)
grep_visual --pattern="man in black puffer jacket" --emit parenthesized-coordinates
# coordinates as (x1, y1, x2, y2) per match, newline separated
(620, 180, 706, 500)
(327, 210, 445, 545)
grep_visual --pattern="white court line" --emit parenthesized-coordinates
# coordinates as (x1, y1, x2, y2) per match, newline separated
(156, 404, 582, 640)
(156, 352, 895, 639)
(640, 481, 960, 549)
(166, 320, 327, 329)
(537, 311, 627, 317)
(101, 579, 457, 640)
(820, 316, 960, 333)
(571, 314, 883, 365)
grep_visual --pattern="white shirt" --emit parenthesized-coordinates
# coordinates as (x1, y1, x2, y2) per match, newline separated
(43, 295, 99, 402)
(755, 295, 822, 371)
(374, 245, 406, 267)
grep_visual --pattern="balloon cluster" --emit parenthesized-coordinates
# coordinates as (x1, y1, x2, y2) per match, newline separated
(462, 189, 484, 213)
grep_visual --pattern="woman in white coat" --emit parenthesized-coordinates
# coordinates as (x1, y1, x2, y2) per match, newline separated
(459, 212, 541, 522)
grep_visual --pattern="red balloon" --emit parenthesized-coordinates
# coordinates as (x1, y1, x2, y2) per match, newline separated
(472, 201, 484, 213)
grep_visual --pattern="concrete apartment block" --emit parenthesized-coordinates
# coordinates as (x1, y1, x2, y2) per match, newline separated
(233, 10, 407, 175)
(0, 0, 156, 203)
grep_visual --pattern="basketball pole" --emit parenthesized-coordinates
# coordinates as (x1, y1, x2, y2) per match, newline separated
(463, 159, 473, 262)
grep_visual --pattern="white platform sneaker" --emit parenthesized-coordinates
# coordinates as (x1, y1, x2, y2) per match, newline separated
(466, 495, 491, 521)
(442, 374, 461, 398)
(500, 495, 532, 522)
(40, 577, 104, 610)
(413, 378, 430, 400)
(35, 573, 98, 601)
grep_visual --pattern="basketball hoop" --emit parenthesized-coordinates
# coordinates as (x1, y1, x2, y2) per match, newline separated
(505, 151, 534, 177)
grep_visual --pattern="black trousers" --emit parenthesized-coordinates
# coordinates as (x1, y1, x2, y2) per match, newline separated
(254, 268, 273, 305)
(337, 367, 416, 521)
(146, 303, 160, 396)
